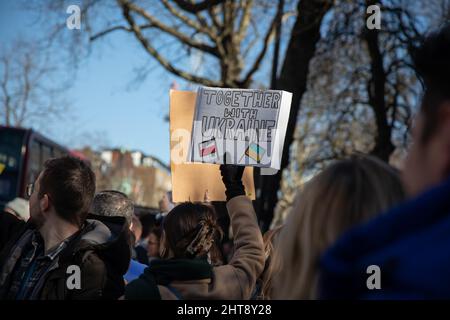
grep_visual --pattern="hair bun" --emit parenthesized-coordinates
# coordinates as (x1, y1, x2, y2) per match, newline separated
(186, 218, 222, 257)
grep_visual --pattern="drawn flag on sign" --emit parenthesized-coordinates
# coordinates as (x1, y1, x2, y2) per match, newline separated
(199, 138, 217, 159)
(245, 143, 265, 163)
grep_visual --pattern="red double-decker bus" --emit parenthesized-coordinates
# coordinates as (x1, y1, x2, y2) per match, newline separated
(0, 126, 85, 207)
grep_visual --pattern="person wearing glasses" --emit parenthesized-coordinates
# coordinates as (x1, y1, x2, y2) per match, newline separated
(0, 156, 131, 300)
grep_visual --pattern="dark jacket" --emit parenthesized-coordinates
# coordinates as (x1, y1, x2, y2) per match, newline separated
(135, 245, 150, 266)
(0, 214, 131, 300)
(319, 177, 450, 299)
(0, 211, 25, 253)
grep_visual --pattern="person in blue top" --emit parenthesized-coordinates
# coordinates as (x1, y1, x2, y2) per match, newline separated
(319, 23, 450, 299)
(124, 259, 147, 284)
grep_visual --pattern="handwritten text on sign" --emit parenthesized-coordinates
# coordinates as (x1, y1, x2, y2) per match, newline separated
(200, 89, 281, 142)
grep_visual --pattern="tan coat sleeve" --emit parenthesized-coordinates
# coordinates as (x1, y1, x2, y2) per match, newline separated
(209, 195, 265, 299)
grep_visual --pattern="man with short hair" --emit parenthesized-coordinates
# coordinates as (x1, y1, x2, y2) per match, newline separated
(0, 156, 131, 299)
(90, 190, 148, 283)
(319, 24, 450, 299)
(91, 190, 134, 227)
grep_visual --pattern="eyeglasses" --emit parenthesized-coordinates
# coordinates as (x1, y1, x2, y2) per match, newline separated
(26, 183, 34, 198)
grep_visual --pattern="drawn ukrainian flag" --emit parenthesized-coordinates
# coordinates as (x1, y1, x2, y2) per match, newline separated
(245, 143, 265, 162)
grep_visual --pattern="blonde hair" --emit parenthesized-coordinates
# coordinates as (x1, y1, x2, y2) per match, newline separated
(256, 225, 284, 300)
(273, 154, 405, 299)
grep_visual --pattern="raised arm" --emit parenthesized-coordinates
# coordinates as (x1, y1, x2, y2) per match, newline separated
(212, 165, 264, 299)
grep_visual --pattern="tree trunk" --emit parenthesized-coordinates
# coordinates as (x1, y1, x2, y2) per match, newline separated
(257, 0, 333, 231)
(364, 0, 395, 162)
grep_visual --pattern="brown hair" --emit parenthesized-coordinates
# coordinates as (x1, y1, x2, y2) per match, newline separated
(149, 225, 162, 240)
(274, 154, 405, 299)
(38, 156, 95, 227)
(161, 202, 224, 265)
(131, 215, 143, 242)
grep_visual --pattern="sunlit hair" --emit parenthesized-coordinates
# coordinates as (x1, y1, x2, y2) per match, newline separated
(256, 225, 283, 300)
(273, 154, 405, 299)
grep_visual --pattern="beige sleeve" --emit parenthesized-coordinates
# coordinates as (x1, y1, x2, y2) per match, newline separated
(211, 195, 265, 299)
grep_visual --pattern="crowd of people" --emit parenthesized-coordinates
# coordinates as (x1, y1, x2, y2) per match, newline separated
(0, 23, 449, 300)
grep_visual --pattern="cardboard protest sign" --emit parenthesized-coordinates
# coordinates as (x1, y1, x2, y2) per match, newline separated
(169, 90, 255, 202)
(188, 87, 292, 169)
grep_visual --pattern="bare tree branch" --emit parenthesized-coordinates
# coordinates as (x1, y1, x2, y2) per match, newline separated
(240, 4, 281, 86)
(161, 0, 216, 41)
(161, 0, 228, 60)
(173, 0, 226, 13)
(0, 56, 11, 126)
(119, 0, 222, 87)
(90, 25, 132, 41)
(237, 0, 253, 41)
(207, 4, 222, 31)
(0, 40, 69, 128)
(121, 1, 220, 57)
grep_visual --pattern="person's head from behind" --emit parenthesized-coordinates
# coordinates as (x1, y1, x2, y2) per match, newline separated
(130, 215, 143, 246)
(139, 213, 156, 242)
(160, 202, 223, 265)
(91, 190, 134, 229)
(159, 191, 174, 213)
(29, 156, 96, 229)
(404, 24, 450, 196)
(274, 154, 405, 299)
(147, 226, 162, 258)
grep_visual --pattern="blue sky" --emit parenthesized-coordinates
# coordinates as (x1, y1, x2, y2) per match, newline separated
(0, 1, 180, 165)
(0, 1, 286, 165)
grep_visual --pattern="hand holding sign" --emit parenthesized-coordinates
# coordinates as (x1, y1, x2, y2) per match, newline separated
(169, 90, 255, 202)
(220, 163, 245, 201)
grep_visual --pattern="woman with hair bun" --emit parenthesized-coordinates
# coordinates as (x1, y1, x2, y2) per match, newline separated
(124, 165, 265, 300)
